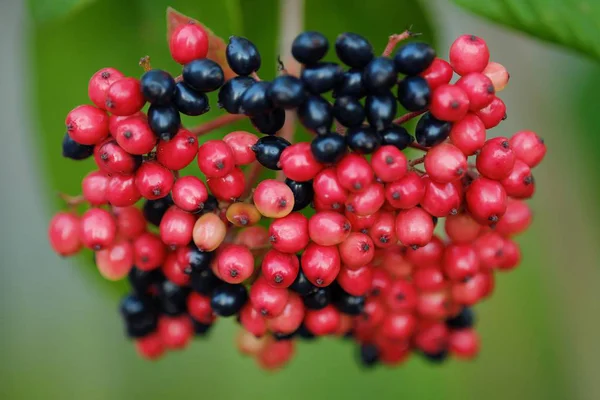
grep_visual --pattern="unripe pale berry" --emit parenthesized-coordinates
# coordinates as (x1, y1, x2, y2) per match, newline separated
(80, 208, 117, 250)
(95, 239, 134, 280)
(226, 202, 261, 227)
(48, 212, 82, 256)
(193, 212, 227, 251)
(482, 61, 509, 92)
(253, 179, 294, 218)
(235, 226, 270, 249)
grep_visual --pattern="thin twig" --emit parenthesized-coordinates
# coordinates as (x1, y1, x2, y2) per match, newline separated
(393, 110, 425, 125)
(381, 29, 421, 57)
(408, 142, 429, 152)
(243, 161, 263, 197)
(408, 156, 425, 167)
(189, 114, 247, 136)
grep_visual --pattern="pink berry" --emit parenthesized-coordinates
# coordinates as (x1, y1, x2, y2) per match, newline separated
(280, 142, 323, 182)
(95, 140, 141, 175)
(445, 213, 482, 243)
(88, 67, 125, 109)
(449, 34, 490, 76)
(187, 292, 216, 324)
(249, 275, 289, 317)
(336, 154, 374, 193)
(466, 178, 507, 224)
(420, 58, 453, 90)
(172, 176, 208, 212)
(268, 212, 309, 253)
(133, 232, 166, 271)
(158, 316, 193, 350)
(345, 182, 385, 216)
(253, 179, 294, 218)
(261, 249, 299, 288)
(223, 131, 258, 165)
(337, 264, 373, 296)
(339, 232, 375, 269)
(66, 105, 109, 145)
(82, 170, 109, 206)
(80, 208, 117, 250)
(48, 212, 82, 256)
(449, 113, 486, 155)
(135, 333, 165, 360)
(159, 206, 196, 247)
(135, 161, 174, 200)
(193, 213, 226, 252)
(495, 199, 532, 236)
(216, 244, 255, 284)
(345, 210, 378, 233)
(95, 239, 134, 280)
(267, 293, 305, 335)
(425, 143, 467, 183)
(113, 206, 146, 240)
(443, 243, 480, 281)
(368, 211, 397, 248)
(500, 159, 535, 198)
(380, 312, 417, 340)
(157, 129, 198, 170)
(301, 243, 341, 287)
(169, 23, 209, 65)
(475, 96, 506, 129)
(429, 84, 470, 122)
(449, 329, 480, 359)
(509, 130, 546, 168)
(162, 252, 190, 286)
(304, 305, 341, 336)
(197, 140, 235, 178)
(385, 172, 426, 209)
(456, 72, 495, 111)
(395, 207, 434, 248)
(312, 168, 348, 211)
(482, 61, 509, 92)
(420, 177, 462, 217)
(206, 167, 245, 201)
(476, 137, 516, 180)
(106, 174, 141, 207)
(239, 303, 268, 337)
(105, 77, 146, 116)
(371, 145, 408, 182)
(114, 117, 157, 155)
(256, 339, 296, 370)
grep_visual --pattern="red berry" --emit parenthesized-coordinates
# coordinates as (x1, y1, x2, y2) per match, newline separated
(475, 96, 506, 129)
(346, 182, 385, 216)
(500, 159, 535, 198)
(301, 243, 341, 287)
(249, 275, 289, 317)
(66, 105, 109, 145)
(498, 238, 521, 271)
(158, 316, 193, 350)
(371, 145, 408, 183)
(445, 213, 482, 243)
(48, 212, 82, 256)
(216, 244, 254, 284)
(313, 168, 348, 211)
(159, 206, 196, 247)
(443, 243, 480, 281)
(95, 140, 141, 175)
(82, 170, 109, 206)
(187, 292, 216, 324)
(380, 246, 413, 278)
(88, 67, 125, 109)
(135, 161, 174, 200)
(449, 34, 490, 76)
(206, 167, 245, 201)
(133, 232, 166, 271)
(420, 58, 453, 90)
(482, 61, 509, 92)
(239, 303, 268, 337)
(197, 140, 235, 178)
(370, 269, 392, 298)
(405, 234, 444, 267)
(425, 143, 467, 183)
(509, 130, 546, 168)
(395, 207, 434, 248)
(384, 280, 417, 312)
(339, 232, 375, 269)
(449, 112, 486, 155)
(336, 154, 374, 193)
(337, 264, 373, 296)
(417, 290, 451, 320)
(172, 176, 208, 212)
(345, 210, 378, 233)
(106, 174, 141, 207)
(466, 178, 507, 224)
(495, 199, 532, 236)
(429, 84, 470, 122)
(256, 338, 295, 370)
(113, 206, 146, 240)
(476, 137, 516, 180)
(377, 337, 411, 366)
(385, 172, 426, 209)
(267, 293, 305, 335)
(449, 328, 480, 359)
(156, 129, 198, 170)
(162, 251, 190, 286)
(361, 297, 386, 328)
(80, 208, 116, 250)
(368, 211, 397, 248)
(105, 77, 146, 116)
(269, 212, 309, 253)
(456, 72, 495, 112)
(114, 117, 157, 155)
(280, 142, 323, 182)
(420, 177, 462, 217)
(223, 131, 258, 165)
(169, 23, 209, 65)
(380, 312, 417, 340)
(414, 321, 449, 354)
(473, 231, 505, 270)
(108, 112, 146, 137)
(193, 213, 226, 251)
(135, 333, 165, 360)
(304, 305, 341, 336)
(253, 179, 294, 218)
(413, 266, 446, 292)
(261, 249, 299, 288)
(235, 226, 270, 249)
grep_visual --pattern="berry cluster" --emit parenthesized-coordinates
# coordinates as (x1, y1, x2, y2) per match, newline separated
(49, 12, 546, 370)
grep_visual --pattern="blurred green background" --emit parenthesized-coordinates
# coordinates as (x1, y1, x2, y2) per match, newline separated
(1, 0, 599, 399)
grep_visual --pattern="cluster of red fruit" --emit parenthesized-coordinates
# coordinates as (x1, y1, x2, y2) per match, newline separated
(48, 11, 546, 370)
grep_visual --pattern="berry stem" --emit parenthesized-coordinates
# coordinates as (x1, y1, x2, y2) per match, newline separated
(408, 142, 429, 152)
(393, 110, 425, 125)
(243, 161, 263, 197)
(335, 120, 346, 135)
(139, 56, 152, 72)
(251, 72, 261, 81)
(382, 30, 418, 57)
(189, 114, 247, 136)
(408, 156, 425, 167)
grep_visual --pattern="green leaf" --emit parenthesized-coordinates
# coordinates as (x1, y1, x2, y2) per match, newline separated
(28, 0, 98, 22)
(453, 0, 600, 60)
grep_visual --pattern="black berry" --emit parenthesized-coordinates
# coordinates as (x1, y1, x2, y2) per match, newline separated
(251, 135, 291, 170)
(192, 320, 213, 336)
(291, 31, 329, 64)
(333, 68, 366, 98)
(239, 81, 273, 115)
(397, 76, 431, 111)
(422, 349, 449, 363)
(298, 95, 333, 134)
(128, 267, 163, 295)
(158, 280, 190, 316)
(415, 112, 452, 147)
(346, 126, 381, 154)
(310, 132, 347, 164)
(250, 108, 286, 135)
(268, 75, 307, 109)
(302, 287, 331, 310)
(140, 69, 176, 105)
(285, 179, 314, 212)
(226, 36, 261, 76)
(394, 42, 436, 76)
(187, 246, 215, 273)
(210, 283, 248, 317)
(218, 76, 256, 114)
(365, 91, 397, 130)
(300, 62, 344, 94)
(119, 293, 158, 338)
(380, 124, 414, 150)
(359, 343, 379, 367)
(142, 194, 174, 226)
(62, 133, 94, 160)
(335, 32, 374, 68)
(190, 266, 222, 296)
(363, 56, 397, 93)
(333, 96, 365, 128)
(446, 307, 475, 329)
(148, 104, 181, 141)
(182, 59, 225, 93)
(289, 264, 318, 295)
(174, 82, 210, 116)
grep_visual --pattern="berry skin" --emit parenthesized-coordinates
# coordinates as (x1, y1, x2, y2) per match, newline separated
(114, 117, 157, 155)
(135, 333, 165, 361)
(174, 82, 210, 116)
(251, 108, 286, 135)
(269, 212, 309, 253)
(395, 207, 434, 249)
(337, 264, 373, 296)
(197, 140, 235, 178)
(449, 113, 486, 155)
(394, 42, 436, 75)
(206, 167, 246, 201)
(234, 226, 269, 251)
(335, 32, 374, 68)
(449, 35, 490, 76)
(218, 76, 256, 114)
(429, 84, 470, 122)
(159, 206, 195, 247)
(140, 69, 176, 105)
(397, 76, 431, 112)
(425, 143, 467, 183)
(290, 266, 318, 296)
(449, 329, 480, 359)
(380, 312, 417, 340)
(385, 171, 426, 209)
(301, 62, 344, 94)
(339, 232, 375, 268)
(80, 208, 117, 250)
(443, 244, 480, 281)
(267, 293, 305, 335)
(239, 81, 272, 115)
(415, 112, 453, 147)
(226, 202, 261, 227)
(65, 105, 109, 145)
(211, 283, 248, 317)
(187, 292, 216, 325)
(182, 59, 224, 92)
(114, 206, 146, 240)
(135, 161, 174, 200)
(474, 232, 506, 270)
(445, 213, 482, 244)
(345, 211, 378, 232)
(482, 61, 510, 92)
(226, 36, 261, 76)
(380, 124, 414, 150)
(48, 212, 81, 256)
(336, 153, 374, 193)
(371, 145, 408, 183)
(413, 266, 446, 292)
(474, 96, 506, 129)
(285, 179, 314, 211)
(301, 243, 341, 287)
(420, 58, 453, 90)
(62, 133, 94, 160)
(95, 140, 142, 175)
(313, 167, 348, 210)
(333, 96, 365, 128)
(292, 31, 329, 64)
(405, 235, 444, 266)
(216, 244, 255, 284)
(148, 104, 181, 141)
(498, 238, 521, 271)
(346, 126, 382, 155)
(363, 56, 397, 93)
(476, 137, 516, 180)
(495, 199, 532, 236)
(105, 77, 146, 116)
(223, 131, 258, 165)
(82, 170, 109, 206)
(365, 91, 397, 130)
(169, 23, 209, 65)
(310, 133, 347, 164)
(252, 135, 290, 170)
(133, 232, 166, 271)
(88, 67, 124, 109)
(456, 73, 495, 111)
(239, 304, 268, 337)
(193, 212, 227, 251)
(509, 130, 546, 168)
(120, 294, 158, 338)
(256, 338, 296, 370)
(304, 305, 341, 336)
(369, 211, 397, 248)
(268, 75, 307, 109)
(171, 176, 208, 212)
(298, 95, 333, 134)
(384, 280, 417, 312)
(106, 174, 141, 207)
(333, 289, 365, 316)
(280, 142, 323, 182)
(334, 68, 366, 98)
(252, 180, 293, 218)
(156, 129, 198, 170)
(249, 276, 289, 317)
(466, 178, 507, 224)
(95, 239, 134, 280)
(262, 249, 300, 288)
(346, 182, 385, 216)
(308, 211, 351, 246)
(158, 315, 194, 350)
(500, 160, 535, 199)
(303, 286, 331, 310)
(447, 307, 475, 329)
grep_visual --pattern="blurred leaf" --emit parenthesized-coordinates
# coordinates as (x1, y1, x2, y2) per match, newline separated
(29, 0, 97, 22)
(453, 0, 600, 60)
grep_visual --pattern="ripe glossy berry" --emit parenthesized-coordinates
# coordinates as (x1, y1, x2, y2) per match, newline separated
(346, 126, 381, 155)
(135, 333, 165, 361)
(174, 82, 209, 116)
(95, 140, 141, 175)
(509, 130, 546, 168)
(449, 329, 480, 359)
(500, 160, 535, 198)
(211, 283, 248, 317)
(394, 42, 435, 75)
(82, 170, 108, 206)
(495, 199, 532, 236)
(420, 58, 453, 90)
(483, 61, 509, 92)
(80, 208, 117, 250)
(268, 75, 307, 109)
(190, 266, 220, 295)
(395, 207, 434, 248)
(449, 35, 490, 76)
(280, 142, 323, 182)
(206, 167, 245, 201)
(313, 167, 348, 209)
(310, 133, 347, 164)
(169, 23, 209, 64)
(456, 73, 495, 111)
(226, 36, 261, 76)
(95, 239, 134, 280)
(66, 105, 109, 145)
(140, 69, 176, 105)
(135, 161, 174, 200)
(425, 143, 467, 183)
(156, 129, 197, 170)
(346, 182, 385, 216)
(182, 58, 224, 92)
(466, 178, 507, 224)
(475, 96, 506, 129)
(171, 176, 208, 212)
(397, 76, 431, 113)
(385, 171, 426, 209)
(114, 117, 157, 155)
(290, 266, 318, 296)
(225, 202, 261, 227)
(252, 135, 290, 170)
(216, 244, 254, 284)
(88, 67, 124, 109)
(337, 264, 372, 296)
(62, 133, 94, 160)
(345, 211, 378, 232)
(308, 211, 351, 246)
(159, 206, 195, 247)
(105, 77, 146, 116)
(449, 113, 486, 155)
(415, 112, 452, 147)
(292, 31, 329, 64)
(133, 232, 166, 271)
(48, 212, 81, 256)
(336, 153, 374, 193)
(253, 179, 295, 218)
(363, 56, 397, 93)
(421, 178, 462, 217)
(371, 145, 408, 182)
(333, 68, 366, 98)
(148, 104, 181, 141)
(368, 211, 397, 248)
(303, 286, 332, 310)
(301, 62, 344, 94)
(285, 178, 314, 211)
(239, 81, 273, 115)
(301, 243, 341, 287)
(193, 212, 226, 251)
(429, 84, 470, 122)
(218, 76, 255, 114)
(250, 276, 289, 317)
(114, 206, 146, 240)
(365, 91, 397, 130)
(335, 32, 374, 68)
(476, 137, 516, 180)
(305, 305, 341, 335)
(197, 140, 235, 178)
(251, 108, 286, 135)
(262, 249, 299, 288)
(380, 124, 414, 150)
(298, 95, 333, 134)
(106, 174, 141, 207)
(333, 96, 365, 128)
(187, 292, 216, 325)
(269, 212, 309, 253)
(443, 243, 480, 281)
(339, 232, 375, 268)
(142, 195, 173, 227)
